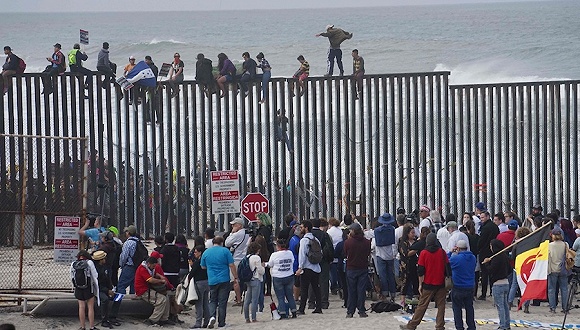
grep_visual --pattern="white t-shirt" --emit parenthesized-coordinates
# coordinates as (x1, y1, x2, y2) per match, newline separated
(498, 223, 508, 233)
(249, 254, 265, 282)
(394, 225, 404, 243)
(266, 250, 295, 278)
(327, 226, 343, 248)
(446, 230, 470, 253)
(419, 217, 432, 232)
(437, 227, 450, 250)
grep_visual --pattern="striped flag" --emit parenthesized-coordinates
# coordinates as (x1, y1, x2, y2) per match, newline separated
(126, 61, 157, 87)
(514, 225, 551, 309)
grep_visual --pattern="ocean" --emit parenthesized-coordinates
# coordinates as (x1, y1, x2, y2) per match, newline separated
(2, 0, 580, 84)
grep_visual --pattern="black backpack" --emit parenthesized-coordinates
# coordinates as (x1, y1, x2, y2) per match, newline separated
(237, 254, 254, 283)
(72, 260, 90, 290)
(322, 233, 335, 263)
(370, 301, 402, 313)
(307, 237, 323, 264)
(130, 238, 148, 266)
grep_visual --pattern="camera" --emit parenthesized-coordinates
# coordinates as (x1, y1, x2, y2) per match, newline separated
(406, 209, 420, 225)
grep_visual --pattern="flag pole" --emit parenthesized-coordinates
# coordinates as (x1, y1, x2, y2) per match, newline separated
(481, 221, 552, 264)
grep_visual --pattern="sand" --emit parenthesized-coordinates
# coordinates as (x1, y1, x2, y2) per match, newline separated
(1, 292, 578, 330)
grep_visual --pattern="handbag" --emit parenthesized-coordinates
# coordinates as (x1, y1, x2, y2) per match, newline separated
(442, 249, 453, 291)
(185, 277, 198, 306)
(565, 244, 576, 271)
(150, 283, 167, 295)
(176, 277, 190, 305)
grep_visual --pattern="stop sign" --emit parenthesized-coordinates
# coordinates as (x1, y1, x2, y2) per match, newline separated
(241, 193, 270, 221)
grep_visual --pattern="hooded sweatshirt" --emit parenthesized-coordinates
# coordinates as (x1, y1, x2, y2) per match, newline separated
(488, 239, 512, 284)
(417, 233, 448, 289)
(344, 233, 371, 270)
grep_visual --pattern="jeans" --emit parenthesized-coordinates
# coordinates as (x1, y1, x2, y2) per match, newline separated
(375, 257, 396, 296)
(97, 63, 117, 86)
(451, 287, 475, 330)
(41, 65, 62, 91)
(548, 272, 568, 310)
(275, 125, 293, 152)
(194, 280, 210, 327)
(98, 291, 110, 321)
(110, 264, 136, 319)
(273, 275, 297, 316)
(492, 283, 510, 330)
(70, 65, 93, 87)
(244, 279, 261, 321)
(299, 268, 320, 312)
(346, 268, 368, 315)
(326, 48, 344, 76)
(260, 70, 271, 100)
(209, 281, 231, 327)
(239, 73, 253, 93)
(480, 262, 490, 296)
(508, 270, 518, 304)
(329, 262, 339, 291)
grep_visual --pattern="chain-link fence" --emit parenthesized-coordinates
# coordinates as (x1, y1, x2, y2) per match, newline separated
(0, 133, 87, 291)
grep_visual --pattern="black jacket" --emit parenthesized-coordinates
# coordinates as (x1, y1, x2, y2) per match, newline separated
(488, 240, 512, 283)
(478, 220, 499, 259)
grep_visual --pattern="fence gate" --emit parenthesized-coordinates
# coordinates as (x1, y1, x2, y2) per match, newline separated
(0, 133, 87, 291)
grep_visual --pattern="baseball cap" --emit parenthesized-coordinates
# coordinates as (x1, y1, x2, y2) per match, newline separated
(53, 43, 62, 49)
(326, 24, 334, 30)
(99, 231, 113, 241)
(532, 205, 543, 211)
(150, 251, 163, 259)
(129, 55, 135, 60)
(92, 250, 107, 261)
(551, 226, 562, 235)
(507, 219, 519, 230)
(174, 52, 180, 57)
(575, 228, 580, 236)
(349, 222, 362, 230)
(475, 202, 487, 211)
(108, 226, 119, 236)
(230, 217, 244, 225)
(123, 225, 137, 235)
(456, 240, 468, 249)
(446, 221, 458, 229)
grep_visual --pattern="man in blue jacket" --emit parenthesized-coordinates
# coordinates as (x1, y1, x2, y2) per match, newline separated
(448, 240, 476, 330)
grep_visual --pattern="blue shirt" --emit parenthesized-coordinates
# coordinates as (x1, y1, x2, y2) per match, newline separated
(288, 234, 301, 272)
(200, 245, 234, 286)
(448, 250, 476, 289)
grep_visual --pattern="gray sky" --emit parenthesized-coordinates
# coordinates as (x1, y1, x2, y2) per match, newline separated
(6, 0, 539, 12)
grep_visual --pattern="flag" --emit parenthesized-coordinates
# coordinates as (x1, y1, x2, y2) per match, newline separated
(126, 61, 157, 87)
(514, 225, 551, 309)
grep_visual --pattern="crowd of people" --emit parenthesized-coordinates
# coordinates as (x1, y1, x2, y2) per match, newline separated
(69, 201, 580, 329)
(2, 25, 366, 100)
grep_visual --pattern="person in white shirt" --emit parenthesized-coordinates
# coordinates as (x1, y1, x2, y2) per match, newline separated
(224, 217, 250, 305)
(327, 217, 343, 295)
(244, 242, 265, 323)
(418, 205, 432, 231)
(204, 228, 216, 249)
(266, 239, 297, 319)
(445, 221, 470, 253)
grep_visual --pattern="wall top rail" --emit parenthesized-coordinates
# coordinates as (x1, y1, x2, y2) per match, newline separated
(9, 71, 451, 82)
(0, 133, 87, 140)
(450, 79, 580, 89)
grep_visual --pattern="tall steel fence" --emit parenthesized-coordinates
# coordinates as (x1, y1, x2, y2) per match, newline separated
(2, 73, 579, 239)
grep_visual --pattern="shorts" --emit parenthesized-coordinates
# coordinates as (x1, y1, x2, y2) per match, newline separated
(298, 73, 308, 81)
(224, 74, 234, 82)
(74, 287, 94, 301)
(294, 274, 301, 287)
(230, 261, 240, 281)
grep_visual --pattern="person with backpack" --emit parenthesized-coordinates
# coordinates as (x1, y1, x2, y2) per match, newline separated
(41, 43, 66, 95)
(70, 250, 99, 330)
(224, 217, 250, 306)
(373, 213, 397, 302)
(97, 230, 116, 281)
(109, 225, 146, 326)
(2, 46, 21, 95)
(242, 242, 265, 323)
(308, 218, 333, 309)
(344, 222, 371, 318)
(295, 220, 323, 314)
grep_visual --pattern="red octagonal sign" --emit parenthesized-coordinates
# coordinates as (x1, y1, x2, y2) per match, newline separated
(241, 193, 269, 221)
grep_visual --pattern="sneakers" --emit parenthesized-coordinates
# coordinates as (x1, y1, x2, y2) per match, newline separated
(477, 295, 486, 301)
(346, 313, 353, 318)
(143, 319, 157, 326)
(208, 317, 216, 329)
(100, 320, 112, 329)
(312, 309, 323, 314)
(359, 313, 368, 318)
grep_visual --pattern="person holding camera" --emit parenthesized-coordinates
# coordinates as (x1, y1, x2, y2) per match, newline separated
(225, 217, 250, 306)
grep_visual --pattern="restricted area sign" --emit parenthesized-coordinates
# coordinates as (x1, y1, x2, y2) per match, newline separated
(54, 216, 80, 264)
(241, 193, 269, 221)
(211, 170, 240, 215)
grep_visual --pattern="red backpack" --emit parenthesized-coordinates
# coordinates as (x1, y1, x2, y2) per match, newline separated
(15, 56, 26, 74)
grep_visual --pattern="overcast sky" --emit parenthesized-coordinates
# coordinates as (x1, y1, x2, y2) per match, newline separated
(6, 0, 540, 12)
